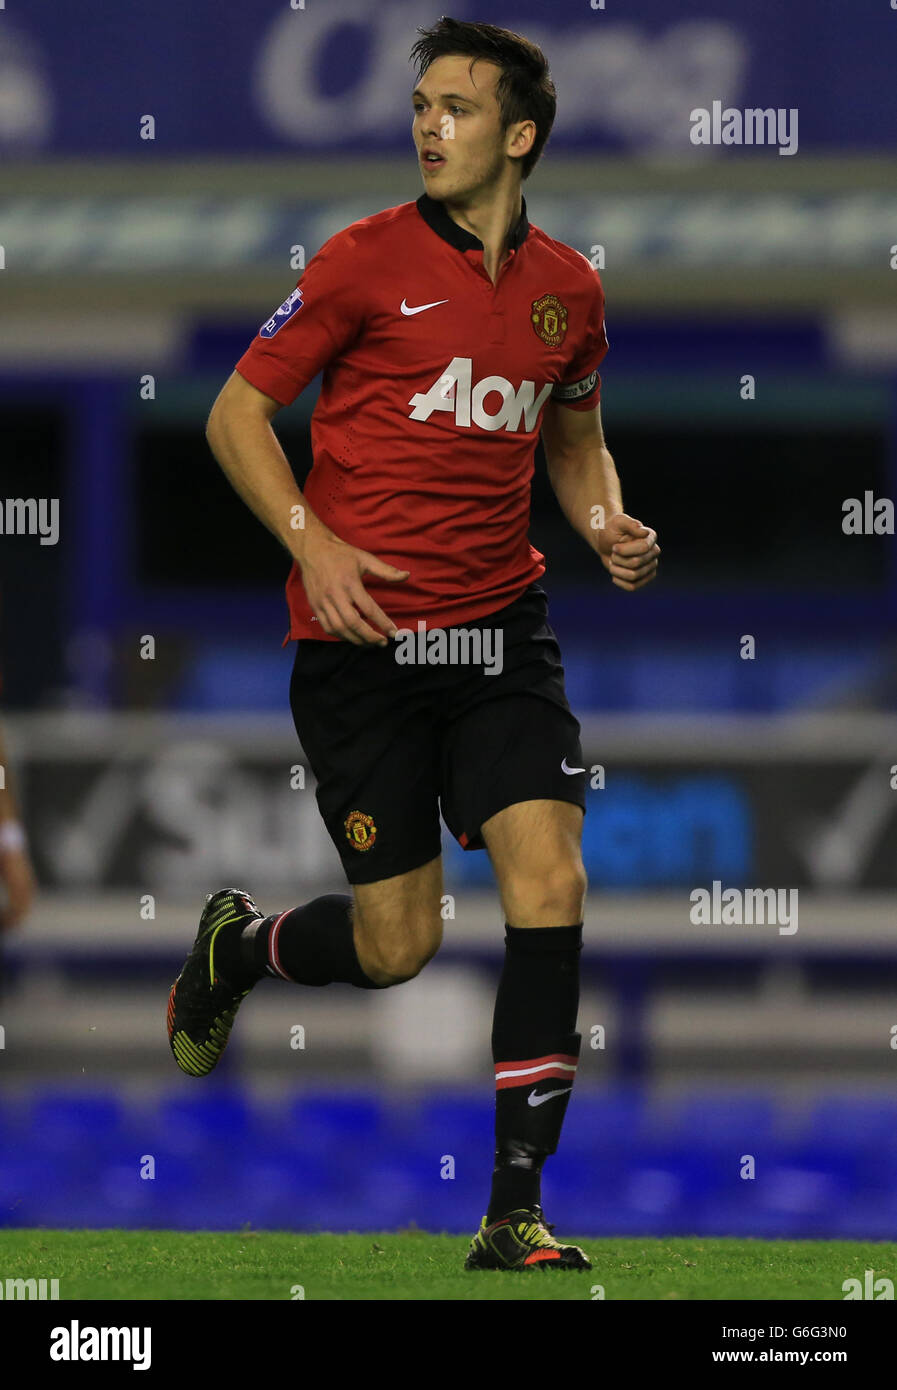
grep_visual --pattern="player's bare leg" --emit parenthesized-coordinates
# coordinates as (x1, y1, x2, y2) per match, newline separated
(482, 799, 586, 928)
(351, 855, 444, 985)
(465, 798, 591, 1270)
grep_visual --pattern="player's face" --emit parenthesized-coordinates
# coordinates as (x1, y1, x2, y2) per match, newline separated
(412, 55, 514, 201)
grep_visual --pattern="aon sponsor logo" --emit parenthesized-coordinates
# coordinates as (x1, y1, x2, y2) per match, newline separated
(409, 356, 552, 433)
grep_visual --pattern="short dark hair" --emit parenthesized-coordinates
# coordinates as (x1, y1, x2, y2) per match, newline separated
(409, 16, 556, 180)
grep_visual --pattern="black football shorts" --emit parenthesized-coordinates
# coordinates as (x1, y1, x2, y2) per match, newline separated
(288, 582, 587, 885)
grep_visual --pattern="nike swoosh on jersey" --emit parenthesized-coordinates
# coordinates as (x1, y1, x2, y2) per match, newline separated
(400, 298, 450, 316)
(561, 757, 585, 774)
(527, 1087, 572, 1107)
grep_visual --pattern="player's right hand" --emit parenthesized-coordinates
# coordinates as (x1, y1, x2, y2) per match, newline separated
(297, 532, 410, 645)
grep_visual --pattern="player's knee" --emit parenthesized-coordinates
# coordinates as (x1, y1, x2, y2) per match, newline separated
(508, 857, 587, 922)
(366, 942, 438, 985)
(385, 943, 439, 983)
(356, 915, 443, 985)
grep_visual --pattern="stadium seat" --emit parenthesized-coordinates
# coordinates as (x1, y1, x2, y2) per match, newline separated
(664, 1090, 782, 1154)
(798, 1095, 897, 1152)
(157, 1089, 257, 1154)
(555, 1085, 654, 1158)
(285, 1092, 385, 1145)
(28, 1089, 129, 1144)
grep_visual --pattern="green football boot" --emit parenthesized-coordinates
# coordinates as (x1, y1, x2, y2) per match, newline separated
(167, 888, 263, 1077)
(465, 1205, 591, 1271)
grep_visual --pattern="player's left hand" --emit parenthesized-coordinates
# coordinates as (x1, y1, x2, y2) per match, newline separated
(597, 513, 660, 591)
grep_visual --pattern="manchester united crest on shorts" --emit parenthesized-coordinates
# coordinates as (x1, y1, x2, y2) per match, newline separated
(531, 293, 568, 347)
(344, 810, 377, 851)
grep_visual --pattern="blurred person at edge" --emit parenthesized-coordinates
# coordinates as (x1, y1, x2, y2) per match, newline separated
(0, 714, 37, 989)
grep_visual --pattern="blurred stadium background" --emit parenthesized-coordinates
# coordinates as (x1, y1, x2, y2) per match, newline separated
(1, 0, 897, 1241)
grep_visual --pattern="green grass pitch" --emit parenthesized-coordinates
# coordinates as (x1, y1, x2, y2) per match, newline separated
(2, 1230, 894, 1299)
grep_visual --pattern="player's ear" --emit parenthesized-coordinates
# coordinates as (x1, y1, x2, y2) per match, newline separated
(507, 119, 535, 162)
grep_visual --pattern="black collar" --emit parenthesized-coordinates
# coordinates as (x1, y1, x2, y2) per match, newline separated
(416, 192, 529, 254)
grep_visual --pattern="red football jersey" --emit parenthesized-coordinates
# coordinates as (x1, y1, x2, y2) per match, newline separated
(235, 193, 608, 641)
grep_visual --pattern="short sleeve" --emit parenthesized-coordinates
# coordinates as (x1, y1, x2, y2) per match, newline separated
(234, 230, 367, 407)
(551, 269, 608, 412)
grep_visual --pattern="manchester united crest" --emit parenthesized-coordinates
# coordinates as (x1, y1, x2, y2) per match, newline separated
(344, 810, 377, 851)
(531, 293, 568, 347)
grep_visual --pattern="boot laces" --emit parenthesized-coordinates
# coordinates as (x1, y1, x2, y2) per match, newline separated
(518, 1214, 560, 1247)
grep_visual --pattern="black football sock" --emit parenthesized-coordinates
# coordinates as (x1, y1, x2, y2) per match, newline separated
(486, 922, 582, 1225)
(213, 893, 386, 989)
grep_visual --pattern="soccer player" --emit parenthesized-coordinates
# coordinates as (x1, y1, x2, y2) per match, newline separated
(168, 17, 660, 1271)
